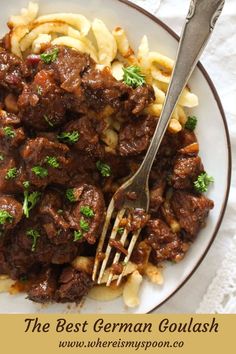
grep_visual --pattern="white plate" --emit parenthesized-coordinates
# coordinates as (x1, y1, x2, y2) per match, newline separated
(0, 0, 231, 314)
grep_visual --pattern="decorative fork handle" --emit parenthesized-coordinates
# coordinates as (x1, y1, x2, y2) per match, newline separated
(136, 0, 225, 182)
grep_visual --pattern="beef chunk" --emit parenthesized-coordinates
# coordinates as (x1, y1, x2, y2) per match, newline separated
(0, 110, 26, 153)
(0, 195, 23, 230)
(27, 267, 58, 303)
(118, 115, 157, 156)
(145, 219, 189, 263)
(0, 47, 30, 92)
(171, 190, 214, 239)
(67, 153, 99, 187)
(20, 137, 71, 188)
(39, 190, 71, 245)
(0, 156, 26, 194)
(56, 266, 92, 303)
(131, 241, 151, 265)
(18, 70, 67, 130)
(62, 116, 104, 158)
(82, 67, 154, 115)
(64, 184, 105, 244)
(150, 179, 166, 214)
(40, 46, 94, 93)
(171, 155, 204, 189)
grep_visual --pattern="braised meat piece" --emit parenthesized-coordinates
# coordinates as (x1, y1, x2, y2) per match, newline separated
(150, 179, 166, 214)
(0, 195, 23, 230)
(131, 241, 151, 265)
(64, 184, 105, 244)
(171, 190, 214, 239)
(171, 155, 204, 190)
(27, 267, 58, 303)
(56, 266, 92, 303)
(62, 117, 104, 158)
(0, 47, 31, 92)
(39, 190, 71, 245)
(20, 137, 71, 188)
(82, 67, 154, 115)
(67, 153, 99, 187)
(0, 156, 26, 194)
(40, 46, 94, 93)
(18, 70, 67, 131)
(0, 110, 26, 153)
(145, 219, 189, 264)
(118, 115, 157, 156)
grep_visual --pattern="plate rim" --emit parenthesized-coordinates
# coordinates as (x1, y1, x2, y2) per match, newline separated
(118, 0, 232, 313)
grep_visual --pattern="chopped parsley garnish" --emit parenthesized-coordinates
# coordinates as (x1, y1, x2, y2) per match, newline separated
(23, 181, 30, 189)
(27, 229, 40, 252)
(57, 209, 63, 214)
(123, 65, 146, 88)
(5, 167, 18, 180)
(0, 210, 13, 225)
(80, 206, 94, 218)
(80, 219, 89, 232)
(43, 115, 54, 127)
(66, 188, 76, 202)
(117, 227, 124, 235)
(31, 166, 48, 178)
(73, 230, 83, 242)
(3, 126, 15, 138)
(96, 161, 111, 177)
(0, 155, 4, 161)
(57, 131, 80, 145)
(23, 191, 41, 218)
(44, 156, 59, 168)
(36, 85, 43, 95)
(185, 116, 198, 131)
(194, 173, 214, 193)
(40, 48, 59, 64)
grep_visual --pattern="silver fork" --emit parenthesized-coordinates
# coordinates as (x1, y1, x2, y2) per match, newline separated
(92, 0, 225, 286)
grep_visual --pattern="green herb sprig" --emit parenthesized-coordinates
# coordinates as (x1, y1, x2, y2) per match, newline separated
(194, 173, 214, 193)
(185, 116, 198, 131)
(44, 156, 59, 168)
(27, 229, 40, 251)
(5, 167, 18, 180)
(57, 131, 80, 145)
(123, 65, 146, 88)
(31, 166, 48, 178)
(96, 161, 111, 177)
(0, 210, 13, 225)
(40, 48, 59, 64)
(80, 206, 94, 218)
(3, 126, 15, 138)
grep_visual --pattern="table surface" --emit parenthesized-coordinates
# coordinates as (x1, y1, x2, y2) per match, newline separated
(131, 0, 236, 313)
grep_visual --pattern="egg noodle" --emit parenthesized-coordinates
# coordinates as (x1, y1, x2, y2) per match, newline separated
(0, 2, 198, 308)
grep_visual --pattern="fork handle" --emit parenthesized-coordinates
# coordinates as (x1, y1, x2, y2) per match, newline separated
(137, 0, 225, 180)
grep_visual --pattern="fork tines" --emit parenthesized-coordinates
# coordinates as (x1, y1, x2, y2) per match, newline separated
(92, 203, 141, 287)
